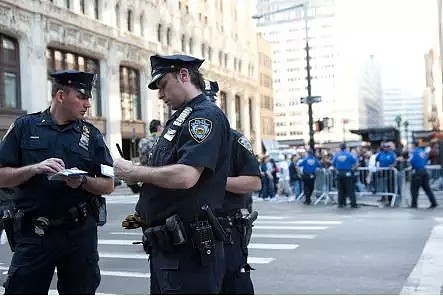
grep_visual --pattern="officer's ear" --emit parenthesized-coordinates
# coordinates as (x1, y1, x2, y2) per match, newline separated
(55, 89, 65, 102)
(178, 68, 189, 83)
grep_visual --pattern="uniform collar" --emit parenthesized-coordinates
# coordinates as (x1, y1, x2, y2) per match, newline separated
(171, 93, 206, 119)
(37, 108, 82, 132)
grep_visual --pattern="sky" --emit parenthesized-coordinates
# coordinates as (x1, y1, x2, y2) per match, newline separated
(339, 0, 439, 95)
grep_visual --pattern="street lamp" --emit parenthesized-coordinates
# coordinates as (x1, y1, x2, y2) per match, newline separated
(253, 1, 320, 151)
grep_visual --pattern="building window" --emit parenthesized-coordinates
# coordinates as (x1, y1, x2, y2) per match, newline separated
(127, 10, 133, 32)
(66, 0, 70, 9)
(220, 91, 227, 114)
(94, 0, 99, 19)
(0, 34, 20, 110)
(120, 66, 141, 121)
(201, 44, 206, 58)
(208, 47, 212, 61)
(181, 34, 186, 52)
(235, 95, 241, 130)
(219, 51, 223, 65)
(224, 54, 228, 68)
(189, 38, 193, 54)
(140, 15, 144, 36)
(157, 24, 162, 43)
(46, 48, 101, 117)
(80, 0, 85, 14)
(166, 28, 171, 46)
(115, 4, 120, 28)
(249, 98, 253, 131)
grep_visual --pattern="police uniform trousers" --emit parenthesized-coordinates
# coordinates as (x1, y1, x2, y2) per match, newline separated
(302, 173, 316, 204)
(149, 240, 224, 294)
(336, 171, 357, 207)
(4, 215, 100, 295)
(221, 223, 254, 295)
(410, 169, 437, 208)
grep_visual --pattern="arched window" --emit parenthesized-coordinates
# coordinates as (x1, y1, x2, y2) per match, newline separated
(127, 10, 133, 32)
(80, 0, 85, 14)
(235, 95, 242, 130)
(166, 27, 171, 46)
(66, 0, 70, 8)
(157, 24, 162, 43)
(115, 4, 120, 28)
(94, 0, 99, 20)
(120, 66, 141, 121)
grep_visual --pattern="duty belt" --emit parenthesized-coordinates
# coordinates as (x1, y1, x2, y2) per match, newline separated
(18, 202, 92, 236)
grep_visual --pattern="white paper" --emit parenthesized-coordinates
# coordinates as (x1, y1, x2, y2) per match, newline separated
(100, 164, 114, 177)
(48, 168, 88, 181)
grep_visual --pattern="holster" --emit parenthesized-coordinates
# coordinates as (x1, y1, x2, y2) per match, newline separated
(2, 209, 16, 252)
(143, 214, 188, 253)
(89, 196, 107, 226)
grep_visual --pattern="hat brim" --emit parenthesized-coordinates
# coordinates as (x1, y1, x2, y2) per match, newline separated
(148, 72, 167, 90)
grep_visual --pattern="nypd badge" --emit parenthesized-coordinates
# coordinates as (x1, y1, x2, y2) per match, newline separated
(238, 136, 254, 155)
(189, 118, 212, 143)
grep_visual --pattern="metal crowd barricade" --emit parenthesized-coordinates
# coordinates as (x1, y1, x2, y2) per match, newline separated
(323, 167, 399, 207)
(313, 168, 335, 205)
(402, 164, 443, 206)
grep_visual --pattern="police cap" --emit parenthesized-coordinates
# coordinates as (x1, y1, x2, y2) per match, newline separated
(203, 80, 219, 102)
(50, 70, 96, 98)
(148, 54, 204, 90)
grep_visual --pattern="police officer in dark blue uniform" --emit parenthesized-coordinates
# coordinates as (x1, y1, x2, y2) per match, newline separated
(410, 141, 438, 209)
(114, 55, 231, 294)
(298, 149, 322, 205)
(332, 143, 358, 208)
(375, 142, 397, 206)
(0, 70, 114, 294)
(203, 80, 261, 294)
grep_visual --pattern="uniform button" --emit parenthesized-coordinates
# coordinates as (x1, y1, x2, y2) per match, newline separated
(206, 249, 211, 255)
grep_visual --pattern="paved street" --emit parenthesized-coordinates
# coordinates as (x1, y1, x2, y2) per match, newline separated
(1, 189, 443, 294)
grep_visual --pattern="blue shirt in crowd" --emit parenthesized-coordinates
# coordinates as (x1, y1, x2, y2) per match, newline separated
(332, 150, 357, 170)
(376, 151, 397, 168)
(410, 147, 428, 170)
(298, 155, 321, 174)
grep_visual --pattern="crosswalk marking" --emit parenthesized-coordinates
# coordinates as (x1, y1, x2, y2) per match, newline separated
(255, 220, 342, 225)
(254, 225, 328, 230)
(252, 234, 316, 239)
(99, 241, 299, 251)
(108, 232, 316, 239)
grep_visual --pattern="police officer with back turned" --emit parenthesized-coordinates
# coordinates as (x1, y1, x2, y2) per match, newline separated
(410, 141, 438, 209)
(204, 80, 261, 294)
(0, 70, 114, 294)
(114, 55, 231, 294)
(332, 143, 358, 208)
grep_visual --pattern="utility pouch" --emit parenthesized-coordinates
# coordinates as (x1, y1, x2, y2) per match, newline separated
(144, 225, 174, 253)
(165, 214, 187, 245)
(190, 220, 215, 267)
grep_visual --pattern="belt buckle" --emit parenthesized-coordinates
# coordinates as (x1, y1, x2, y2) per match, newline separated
(34, 217, 49, 236)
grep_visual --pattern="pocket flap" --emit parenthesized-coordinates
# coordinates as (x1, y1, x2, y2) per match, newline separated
(21, 139, 49, 150)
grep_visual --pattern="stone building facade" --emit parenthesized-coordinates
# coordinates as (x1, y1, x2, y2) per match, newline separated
(0, 0, 263, 158)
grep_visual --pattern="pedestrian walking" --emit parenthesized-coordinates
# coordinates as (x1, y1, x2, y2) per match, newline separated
(203, 79, 261, 294)
(409, 141, 438, 209)
(298, 149, 322, 205)
(332, 143, 358, 208)
(0, 70, 114, 294)
(114, 55, 231, 294)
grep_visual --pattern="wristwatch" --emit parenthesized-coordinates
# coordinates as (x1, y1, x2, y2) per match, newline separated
(79, 175, 88, 189)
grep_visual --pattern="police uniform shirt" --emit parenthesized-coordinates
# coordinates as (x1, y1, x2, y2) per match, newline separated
(410, 147, 428, 170)
(332, 151, 357, 170)
(136, 94, 231, 227)
(0, 109, 113, 216)
(376, 151, 397, 167)
(299, 155, 321, 174)
(222, 129, 260, 213)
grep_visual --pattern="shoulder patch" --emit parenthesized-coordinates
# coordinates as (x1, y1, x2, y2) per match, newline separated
(238, 135, 254, 155)
(2, 121, 15, 140)
(189, 118, 212, 143)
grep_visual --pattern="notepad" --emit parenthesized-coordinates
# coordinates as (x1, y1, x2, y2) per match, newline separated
(48, 168, 88, 181)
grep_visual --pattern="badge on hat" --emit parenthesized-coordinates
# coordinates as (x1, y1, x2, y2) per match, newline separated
(189, 118, 212, 143)
(238, 136, 254, 155)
